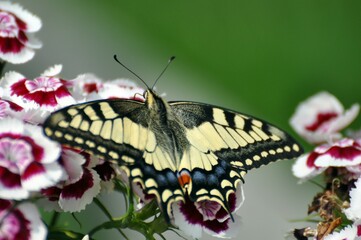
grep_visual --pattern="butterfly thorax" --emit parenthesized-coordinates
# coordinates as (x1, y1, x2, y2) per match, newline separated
(145, 89, 189, 167)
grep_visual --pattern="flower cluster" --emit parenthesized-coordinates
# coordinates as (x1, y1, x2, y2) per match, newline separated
(0, 2, 245, 240)
(290, 92, 361, 240)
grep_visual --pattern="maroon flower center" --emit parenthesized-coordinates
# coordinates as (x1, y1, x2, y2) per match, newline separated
(305, 112, 338, 132)
(83, 83, 99, 94)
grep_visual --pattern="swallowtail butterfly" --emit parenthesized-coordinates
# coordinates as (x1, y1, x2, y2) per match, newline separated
(43, 58, 303, 222)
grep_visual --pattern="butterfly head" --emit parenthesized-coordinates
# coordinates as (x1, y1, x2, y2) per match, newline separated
(144, 89, 167, 112)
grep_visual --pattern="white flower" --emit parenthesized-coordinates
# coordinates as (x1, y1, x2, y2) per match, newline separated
(290, 92, 359, 144)
(344, 177, 361, 221)
(292, 138, 361, 181)
(173, 184, 245, 239)
(0, 200, 47, 240)
(0, 118, 64, 200)
(0, 1, 42, 64)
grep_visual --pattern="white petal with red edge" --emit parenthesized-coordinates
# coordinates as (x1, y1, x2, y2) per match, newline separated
(0, 2, 42, 32)
(0, 71, 32, 108)
(24, 124, 61, 163)
(204, 214, 242, 239)
(315, 153, 361, 167)
(292, 153, 325, 181)
(41, 64, 62, 77)
(290, 92, 358, 144)
(0, 48, 36, 64)
(314, 139, 361, 167)
(173, 202, 203, 239)
(61, 150, 85, 183)
(0, 181, 29, 199)
(0, 71, 25, 90)
(21, 161, 65, 191)
(71, 73, 103, 100)
(290, 92, 343, 132)
(344, 177, 361, 221)
(18, 202, 47, 240)
(59, 169, 101, 212)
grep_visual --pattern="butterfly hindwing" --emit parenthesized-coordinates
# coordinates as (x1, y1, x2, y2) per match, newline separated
(169, 101, 302, 209)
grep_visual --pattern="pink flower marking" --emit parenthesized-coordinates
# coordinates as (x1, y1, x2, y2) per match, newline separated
(195, 199, 224, 221)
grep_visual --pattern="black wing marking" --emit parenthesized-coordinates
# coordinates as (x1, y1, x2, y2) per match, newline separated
(170, 101, 303, 212)
(43, 99, 183, 222)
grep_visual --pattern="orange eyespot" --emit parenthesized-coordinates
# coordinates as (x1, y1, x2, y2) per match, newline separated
(178, 171, 191, 188)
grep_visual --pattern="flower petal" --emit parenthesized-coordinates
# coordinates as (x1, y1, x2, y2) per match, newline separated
(41, 64, 62, 77)
(314, 139, 361, 167)
(0, 167, 29, 199)
(292, 152, 325, 181)
(0, 2, 42, 32)
(344, 177, 361, 221)
(21, 161, 65, 191)
(59, 169, 101, 212)
(290, 92, 358, 144)
(18, 202, 47, 240)
(0, 200, 46, 240)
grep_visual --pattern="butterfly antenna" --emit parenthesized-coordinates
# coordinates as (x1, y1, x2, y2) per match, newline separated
(113, 54, 150, 89)
(151, 56, 176, 90)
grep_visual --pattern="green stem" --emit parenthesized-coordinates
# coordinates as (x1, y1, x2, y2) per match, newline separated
(114, 179, 129, 210)
(0, 61, 6, 76)
(88, 183, 166, 240)
(94, 198, 112, 220)
(93, 198, 128, 239)
(49, 212, 60, 229)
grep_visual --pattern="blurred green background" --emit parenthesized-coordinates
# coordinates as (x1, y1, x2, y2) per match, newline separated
(9, 1, 361, 239)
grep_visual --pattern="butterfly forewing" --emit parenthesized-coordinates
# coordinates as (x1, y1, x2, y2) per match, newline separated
(43, 98, 184, 222)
